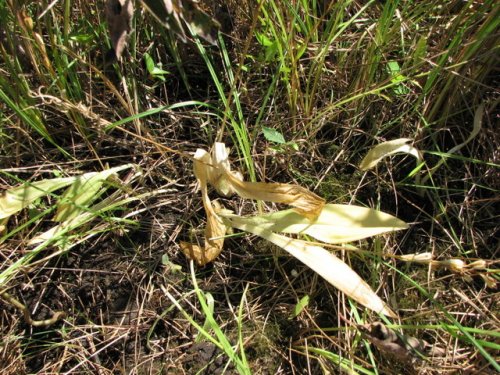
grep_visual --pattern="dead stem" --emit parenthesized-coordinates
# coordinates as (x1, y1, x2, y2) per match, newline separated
(0, 290, 65, 327)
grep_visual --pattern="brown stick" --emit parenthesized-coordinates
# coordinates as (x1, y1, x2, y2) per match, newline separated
(0, 290, 65, 327)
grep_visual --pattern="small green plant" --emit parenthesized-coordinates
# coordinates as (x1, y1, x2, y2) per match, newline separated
(144, 52, 170, 81)
(164, 262, 251, 374)
(262, 126, 299, 152)
(386, 61, 410, 96)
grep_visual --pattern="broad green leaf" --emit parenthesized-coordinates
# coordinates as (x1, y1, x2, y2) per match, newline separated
(144, 52, 170, 78)
(359, 138, 421, 171)
(386, 61, 409, 95)
(230, 221, 396, 317)
(262, 126, 286, 144)
(54, 164, 134, 222)
(222, 204, 407, 244)
(0, 177, 77, 219)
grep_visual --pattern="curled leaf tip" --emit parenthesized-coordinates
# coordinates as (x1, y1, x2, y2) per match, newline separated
(224, 174, 325, 220)
(360, 138, 421, 171)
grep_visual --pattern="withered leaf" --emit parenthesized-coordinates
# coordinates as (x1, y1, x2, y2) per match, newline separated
(224, 171, 325, 220)
(180, 201, 228, 266)
(227, 220, 397, 317)
(105, 0, 134, 61)
(210, 143, 325, 220)
(181, 151, 229, 266)
(183, 144, 325, 266)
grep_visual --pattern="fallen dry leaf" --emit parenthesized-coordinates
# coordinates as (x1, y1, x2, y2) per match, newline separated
(0, 177, 77, 220)
(180, 201, 228, 266)
(183, 144, 325, 265)
(224, 204, 407, 244)
(210, 143, 325, 220)
(359, 138, 421, 171)
(180, 150, 229, 265)
(207, 143, 242, 197)
(225, 172, 325, 220)
(229, 220, 397, 317)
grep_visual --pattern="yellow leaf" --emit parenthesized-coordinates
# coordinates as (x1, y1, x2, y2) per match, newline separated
(230, 220, 396, 317)
(223, 204, 407, 244)
(194, 143, 324, 220)
(0, 177, 76, 220)
(55, 164, 134, 222)
(224, 173, 325, 220)
(182, 151, 229, 265)
(0, 218, 8, 234)
(180, 201, 228, 266)
(208, 143, 325, 220)
(209, 143, 243, 196)
(359, 138, 421, 171)
(193, 147, 241, 198)
(395, 252, 433, 263)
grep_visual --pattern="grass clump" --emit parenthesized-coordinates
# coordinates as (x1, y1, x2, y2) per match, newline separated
(1, 0, 498, 374)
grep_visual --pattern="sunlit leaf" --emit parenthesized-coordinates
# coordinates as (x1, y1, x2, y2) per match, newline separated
(144, 52, 170, 78)
(204, 143, 325, 220)
(359, 138, 422, 171)
(0, 218, 7, 234)
(225, 174, 325, 220)
(180, 201, 228, 266)
(180, 151, 229, 266)
(262, 126, 286, 144)
(28, 165, 136, 246)
(229, 220, 396, 317)
(208, 144, 243, 197)
(395, 252, 433, 263)
(223, 204, 408, 244)
(54, 164, 134, 222)
(386, 61, 410, 95)
(0, 177, 76, 220)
